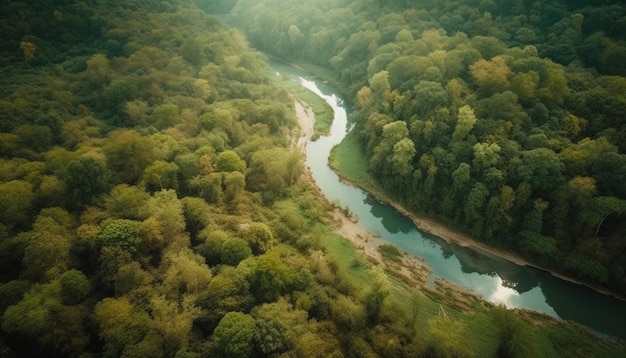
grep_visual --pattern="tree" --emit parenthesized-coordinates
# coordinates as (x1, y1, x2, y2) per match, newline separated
(518, 148, 565, 194)
(251, 299, 309, 355)
(249, 252, 293, 302)
(224, 171, 246, 202)
(114, 262, 152, 296)
(215, 150, 246, 173)
(105, 184, 151, 220)
(150, 103, 180, 129)
(59, 269, 91, 305)
(141, 160, 179, 192)
(370, 120, 409, 173)
(63, 156, 111, 207)
(221, 238, 253, 266)
(473, 142, 501, 173)
(464, 182, 490, 236)
(0, 180, 34, 229)
(243, 222, 274, 255)
(141, 190, 186, 240)
(94, 297, 150, 357)
(389, 137, 416, 177)
(196, 266, 255, 325)
(452, 105, 477, 142)
(19, 41, 36, 61)
(162, 248, 212, 296)
(580, 196, 626, 236)
(23, 215, 73, 280)
(212, 312, 256, 358)
(104, 130, 159, 184)
(470, 56, 511, 95)
(98, 219, 141, 253)
(492, 306, 539, 358)
(413, 81, 448, 116)
(364, 267, 390, 324)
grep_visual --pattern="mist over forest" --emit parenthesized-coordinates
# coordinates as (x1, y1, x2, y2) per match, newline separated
(1, 0, 626, 357)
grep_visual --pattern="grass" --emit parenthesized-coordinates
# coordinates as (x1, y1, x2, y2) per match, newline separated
(378, 244, 403, 263)
(328, 131, 380, 189)
(273, 71, 334, 136)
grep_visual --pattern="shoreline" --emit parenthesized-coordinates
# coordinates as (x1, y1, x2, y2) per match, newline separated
(294, 99, 626, 304)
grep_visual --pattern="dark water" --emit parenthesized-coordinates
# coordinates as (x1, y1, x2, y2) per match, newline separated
(269, 59, 626, 340)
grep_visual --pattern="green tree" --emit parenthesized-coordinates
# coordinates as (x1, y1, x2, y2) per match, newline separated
(63, 156, 111, 207)
(221, 238, 253, 266)
(212, 312, 256, 358)
(141, 160, 179, 192)
(249, 251, 293, 302)
(224, 171, 246, 202)
(104, 130, 159, 184)
(580, 196, 626, 236)
(518, 148, 565, 194)
(470, 56, 511, 95)
(364, 267, 390, 324)
(59, 269, 91, 305)
(162, 248, 212, 296)
(215, 150, 246, 173)
(452, 105, 477, 142)
(196, 266, 255, 324)
(0, 180, 34, 229)
(243, 222, 274, 255)
(98, 219, 141, 253)
(94, 297, 150, 357)
(464, 182, 490, 236)
(141, 189, 186, 240)
(370, 120, 409, 173)
(150, 103, 180, 130)
(105, 184, 151, 220)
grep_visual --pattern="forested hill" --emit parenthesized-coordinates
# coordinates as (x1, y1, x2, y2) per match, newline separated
(230, 0, 626, 295)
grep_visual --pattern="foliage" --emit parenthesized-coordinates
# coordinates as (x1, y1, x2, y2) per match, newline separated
(59, 269, 91, 305)
(0, 0, 625, 357)
(211, 312, 256, 358)
(63, 156, 111, 207)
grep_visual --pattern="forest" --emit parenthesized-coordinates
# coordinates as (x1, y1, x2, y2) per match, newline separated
(0, 0, 625, 357)
(230, 0, 626, 295)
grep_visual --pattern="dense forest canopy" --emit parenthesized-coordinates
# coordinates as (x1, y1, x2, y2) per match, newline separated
(1, 0, 625, 357)
(231, 0, 626, 295)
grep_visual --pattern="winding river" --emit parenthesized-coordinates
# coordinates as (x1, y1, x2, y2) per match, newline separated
(270, 59, 626, 340)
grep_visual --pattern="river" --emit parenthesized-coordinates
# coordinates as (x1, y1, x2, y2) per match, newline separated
(269, 59, 626, 340)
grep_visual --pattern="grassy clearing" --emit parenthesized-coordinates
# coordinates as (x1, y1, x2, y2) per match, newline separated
(328, 131, 381, 191)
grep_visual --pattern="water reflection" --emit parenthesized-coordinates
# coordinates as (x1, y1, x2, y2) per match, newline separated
(365, 196, 414, 234)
